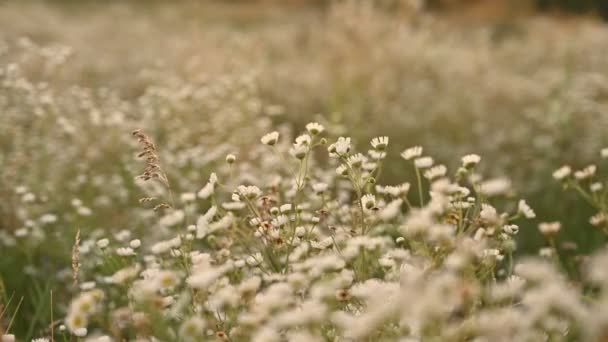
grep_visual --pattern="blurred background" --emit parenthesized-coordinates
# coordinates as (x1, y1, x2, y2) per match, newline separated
(1, 0, 608, 337)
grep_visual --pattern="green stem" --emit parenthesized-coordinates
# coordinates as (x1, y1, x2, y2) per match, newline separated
(414, 166, 424, 207)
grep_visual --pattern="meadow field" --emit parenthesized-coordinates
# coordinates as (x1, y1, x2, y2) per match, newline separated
(2, 1, 608, 341)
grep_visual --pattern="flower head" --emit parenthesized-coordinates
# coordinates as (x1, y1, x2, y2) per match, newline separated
(306, 122, 324, 135)
(401, 146, 423, 160)
(370, 136, 389, 151)
(414, 157, 434, 169)
(261, 131, 280, 146)
(361, 194, 376, 210)
(462, 154, 481, 168)
(538, 221, 561, 236)
(328, 137, 351, 157)
(518, 200, 536, 219)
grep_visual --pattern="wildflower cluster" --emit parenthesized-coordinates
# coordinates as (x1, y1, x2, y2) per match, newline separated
(43, 124, 608, 341)
(3, 2, 608, 339)
(553, 150, 608, 234)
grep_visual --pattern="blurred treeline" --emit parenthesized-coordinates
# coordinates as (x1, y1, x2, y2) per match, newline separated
(23, 0, 608, 18)
(220, 0, 608, 19)
(536, 0, 608, 17)
(389, 0, 608, 19)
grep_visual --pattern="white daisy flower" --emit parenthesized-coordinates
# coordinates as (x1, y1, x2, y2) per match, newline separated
(518, 200, 536, 219)
(414, 156, 434, 169)
(361, 194, 376, 210)
(401, 146, 423, 160)
(461, 154, 481, 168)
(261, 131, 280, 146)
(370, 136, 389, 151)
(553, 166, 571, 181)
(306, 122, 324, 135)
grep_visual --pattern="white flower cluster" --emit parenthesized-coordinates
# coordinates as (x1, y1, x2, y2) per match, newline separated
(5, 8, 608, 340)
(47, 123, 608, 342)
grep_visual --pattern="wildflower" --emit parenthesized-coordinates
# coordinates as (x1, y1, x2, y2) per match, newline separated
(462, 154, 481, 168)
(414, 156, 433, 169)
(159, 210, 185, 227)
(479, 178, 511, 197)
(503, 224, 519, 235)
(93, 337, 112, 342)
(180, 192, 196, 202)
(401, 146, 423, 160)
(66, 312, 88, 334)
(363, 162, 376, 171)
(261, 131, 279, 146)
(336, 164, 348, 176)
(368, 150, 386, 160)
(423, 164, 447, 180)
(590, 212, 607, 226)
(252, 327, 281, 342)
(73, 328, 87, 337)
(312, 182, 328, 194)
(129, 239, 141, 248)
(187, 265, 229, 289)
(22, 193, 35, 203)
(156, 270, 180, 289)
(483, 249, 504, 261)
(116, 247, 135, 256)
(289, 143, 308, 159)
(222, 201, 245, 210)
(197, 173, 218, 199)
(601, 148, 608, 158)
(539, 247, 554, 258)
(2, 335, 15, 342)
(370, 136, 389, 151)
(538, 221, 561, 236)
(77, 207, 92, 216)
(328, 137, 351, 157)
(306, 122, 324, 135)
(295, 134, 312, 146)
(179, 317, 206, 341)
(108, 265, 140, 284)
(590, 182, 603, 192)
(225, 154, 236, 164)
(347, 153, 366, 168)
(272, 214, 289, 227)
(480, 204, 498, 223)
(518, 200, 536, 219)
(378, 183, 410, 197)
(294, 226, 307, 237)
(79, 281, 96, 291)
(574, 165, 596, 180)
(236, 185, 262, 200)
(361, 194, 376, 210)
(14, 228, 28, 237)
(151, 236, 182, 254)
(553, 166, 571, 181)
(378, 199, 403, 221)
(39, 214, 57, 224)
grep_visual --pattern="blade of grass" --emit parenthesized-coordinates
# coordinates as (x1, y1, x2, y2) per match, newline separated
(26, 278, 52, 341)
(6, 296, 24, 333)
(0, 292, 15, 320)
